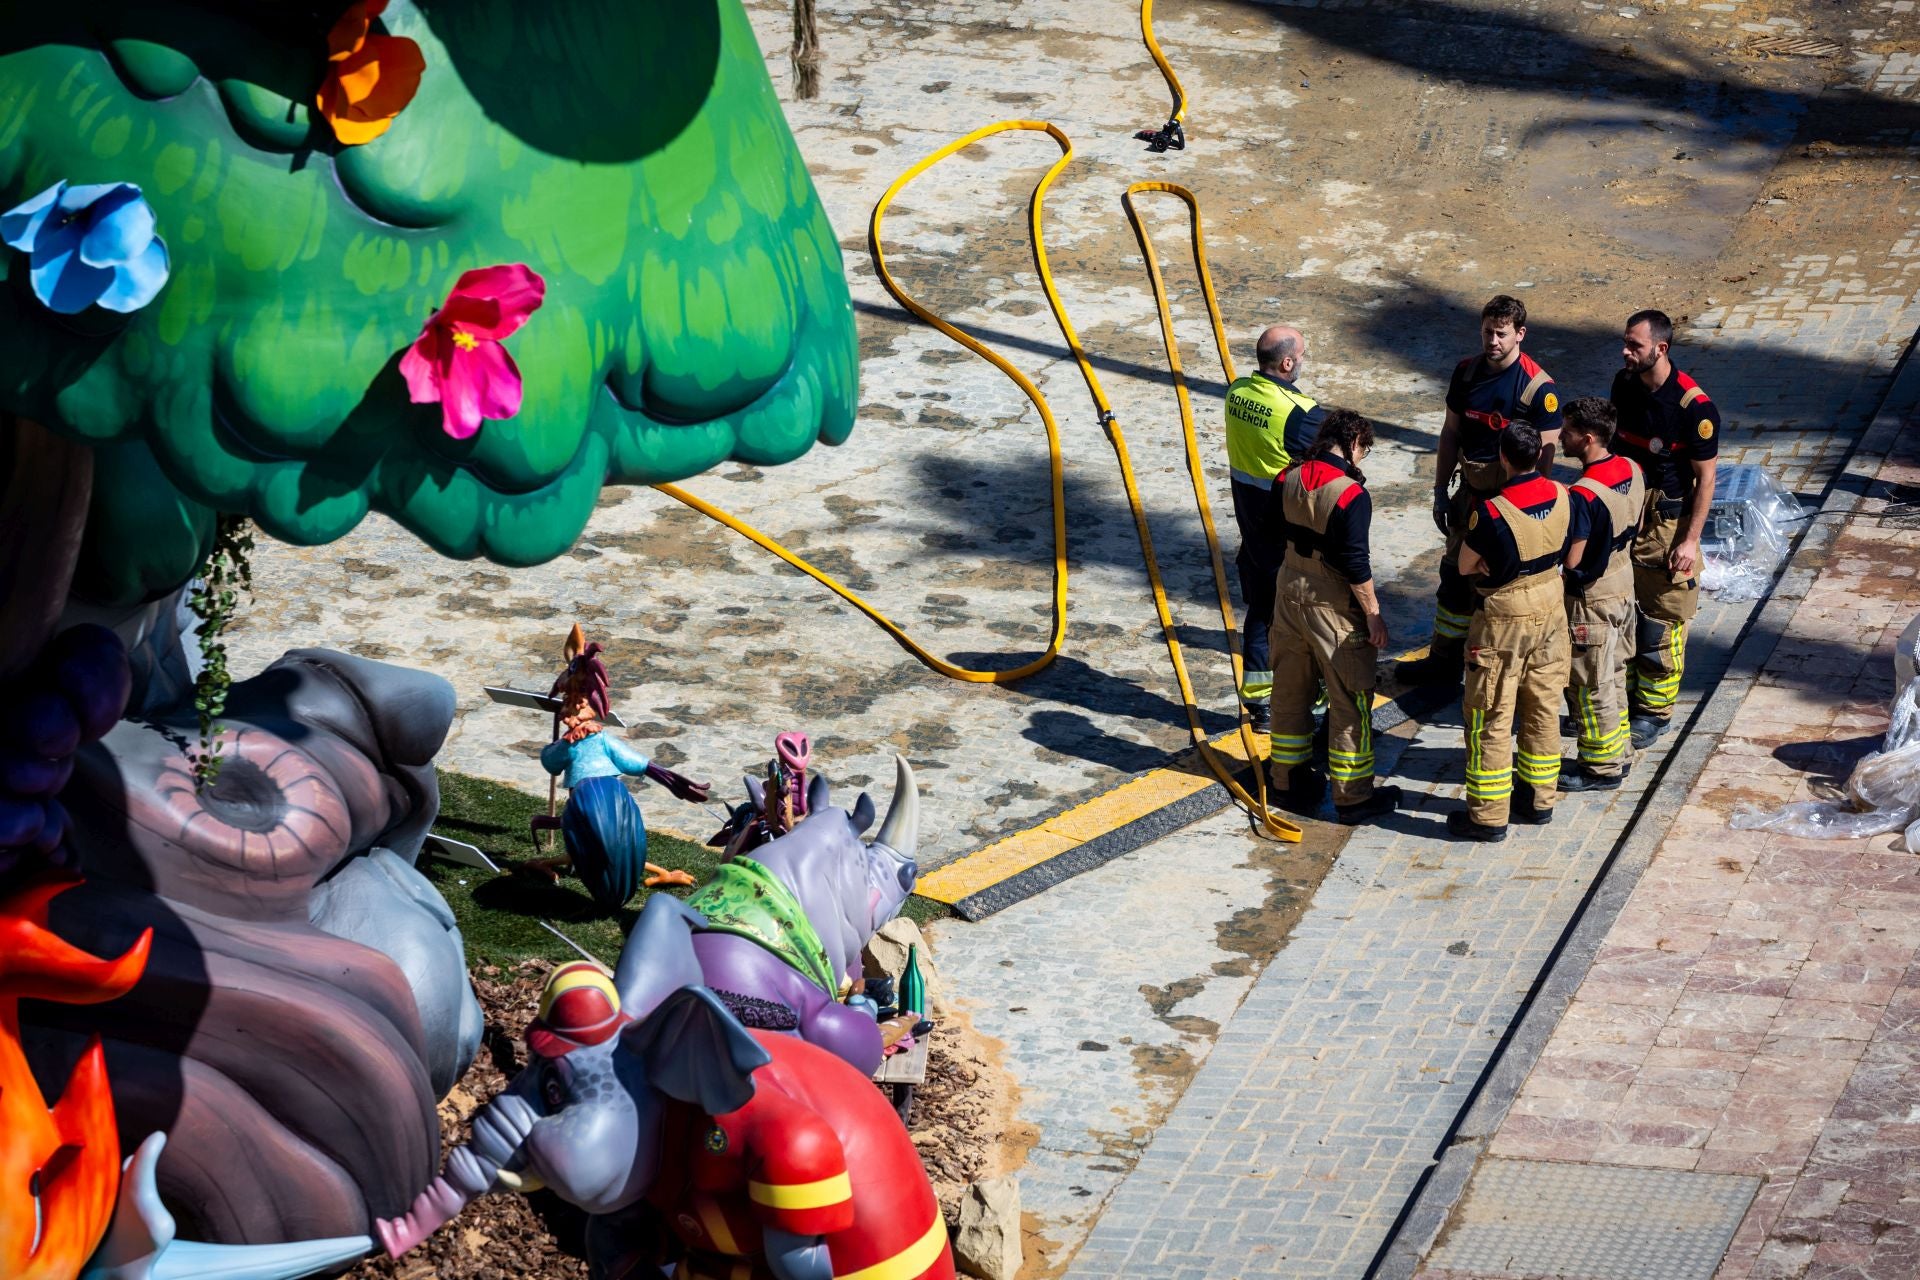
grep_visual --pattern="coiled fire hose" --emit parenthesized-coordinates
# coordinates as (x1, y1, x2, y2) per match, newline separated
(655, 8, 1302, 842)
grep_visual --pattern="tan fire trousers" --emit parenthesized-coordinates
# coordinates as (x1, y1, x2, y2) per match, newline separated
(1565, 590, 1635, 777)
(1269, 561, 1379, 807)
(1630, 503, 1699, 721)
(1464, 577, 1571, 826)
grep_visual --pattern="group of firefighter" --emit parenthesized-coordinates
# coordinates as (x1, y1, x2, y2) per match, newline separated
(1224, 297, 1719, 840)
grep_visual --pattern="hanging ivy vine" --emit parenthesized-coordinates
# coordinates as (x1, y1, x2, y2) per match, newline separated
(188, 514, 255, 790)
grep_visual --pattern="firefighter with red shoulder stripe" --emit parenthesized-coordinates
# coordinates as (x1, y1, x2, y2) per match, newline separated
(1263, 407, 1402, 825)
(1557, 396, 1645, 792)
(1447, 422, 1572, 842)
(1399, 295, 1564, 688)
(1610, 309, 1720, 749)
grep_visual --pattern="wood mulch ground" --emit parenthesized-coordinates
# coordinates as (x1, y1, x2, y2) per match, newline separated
(348, 957, 1022, 1279)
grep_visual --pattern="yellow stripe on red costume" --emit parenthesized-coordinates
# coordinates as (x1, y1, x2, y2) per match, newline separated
(647, 1031, 954, 1280)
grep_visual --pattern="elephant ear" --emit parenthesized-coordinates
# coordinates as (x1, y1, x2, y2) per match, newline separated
(806, 774, 830, 815)
(624, 986, 771, 1116)
(614, 894, 708, 1020)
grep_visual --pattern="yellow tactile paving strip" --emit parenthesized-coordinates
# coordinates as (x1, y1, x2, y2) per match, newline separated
(916, 730, 1246, 903)
(917, 656, 1419, 906)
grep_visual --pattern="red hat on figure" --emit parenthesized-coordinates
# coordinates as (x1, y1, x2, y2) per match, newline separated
(527, 961, 629, 1058)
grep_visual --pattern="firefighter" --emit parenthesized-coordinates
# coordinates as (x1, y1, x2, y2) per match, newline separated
(1265, 408, 1402, 825)
(1399, 295, 1563, 687)
(1222, 325, 1325, 731)
(1558, 396, 1645, 791)
(1611, 309, 1719, 748)
(1447, 422, 1571, 842)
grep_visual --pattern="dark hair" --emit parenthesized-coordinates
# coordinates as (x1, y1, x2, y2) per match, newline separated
(1304, 407, 1375, 482)
(1499, 421, 1542, 472)
(1626, 308, 1673, 346)
(1482, 294, 1527, 331)
(1561, 395, 1615, 446)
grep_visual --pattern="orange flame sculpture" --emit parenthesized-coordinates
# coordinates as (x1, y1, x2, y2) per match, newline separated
(0, 875, 151, 1280)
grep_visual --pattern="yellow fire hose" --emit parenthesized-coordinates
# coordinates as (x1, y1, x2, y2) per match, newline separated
(656, 9, 1301, 842)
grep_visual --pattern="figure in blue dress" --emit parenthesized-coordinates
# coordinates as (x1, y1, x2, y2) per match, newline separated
(528, 626, 711, 910)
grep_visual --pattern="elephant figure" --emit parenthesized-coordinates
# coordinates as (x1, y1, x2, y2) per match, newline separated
(688, 756, 921, 1075)
(19, 644, 482, 1246)
(378, 895, 955, 1280)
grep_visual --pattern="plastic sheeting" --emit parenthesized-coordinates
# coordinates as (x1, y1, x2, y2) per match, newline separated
(1730, 677, 1920, 849)
(1700, 465, 1808, 603)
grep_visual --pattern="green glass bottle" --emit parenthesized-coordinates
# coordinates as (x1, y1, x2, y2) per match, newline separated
(900, 944, 927, 1018)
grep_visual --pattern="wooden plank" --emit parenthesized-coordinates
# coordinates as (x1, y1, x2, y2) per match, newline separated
(872, 1029, 931, 1086)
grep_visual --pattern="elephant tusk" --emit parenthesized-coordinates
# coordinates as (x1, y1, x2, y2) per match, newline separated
(493, 1168, 545, 1194)
(872, 755, 919, 861)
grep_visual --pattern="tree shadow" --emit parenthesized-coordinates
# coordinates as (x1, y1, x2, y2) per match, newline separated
(1223, 0, 1919, 150)
(856, 298, 1435, 453)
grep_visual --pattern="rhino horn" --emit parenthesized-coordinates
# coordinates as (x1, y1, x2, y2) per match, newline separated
(872, 756, 919, 861)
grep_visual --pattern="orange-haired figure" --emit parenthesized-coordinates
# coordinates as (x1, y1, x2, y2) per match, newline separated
(0, 875, 150, 1280)
(527, 626, 711, 910)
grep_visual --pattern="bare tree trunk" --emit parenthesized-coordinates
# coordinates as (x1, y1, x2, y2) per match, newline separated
(0, 414, 91, 681)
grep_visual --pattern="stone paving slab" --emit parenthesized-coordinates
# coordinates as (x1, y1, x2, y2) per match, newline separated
(1426, 1161, 1760, 1280)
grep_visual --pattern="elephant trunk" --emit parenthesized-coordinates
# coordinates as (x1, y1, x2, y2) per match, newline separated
(376, 1088, 539, 1258)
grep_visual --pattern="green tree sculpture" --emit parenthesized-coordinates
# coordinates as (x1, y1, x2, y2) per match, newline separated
(1, 0, 858, 628)
(0, 1, 860, 1247)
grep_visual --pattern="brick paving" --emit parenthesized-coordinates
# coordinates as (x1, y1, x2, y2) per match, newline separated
(1413, 430, 1920, 1280)
(1055, 246, 1920, 1280)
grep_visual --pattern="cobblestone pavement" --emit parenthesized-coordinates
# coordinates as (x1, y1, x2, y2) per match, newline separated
(1415, 402, 1920, 1280)
(932, 804, 1349, 1274)
(895, 3, 1920, 1275)
(228, 0, 1905, 869)
(1047, 397, 1918, 1278)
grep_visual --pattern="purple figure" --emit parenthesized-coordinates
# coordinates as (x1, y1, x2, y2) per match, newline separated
(687, 757, 920, 1075)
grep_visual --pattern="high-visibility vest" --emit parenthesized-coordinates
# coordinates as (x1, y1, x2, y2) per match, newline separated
(1224, 374, 1316, 488)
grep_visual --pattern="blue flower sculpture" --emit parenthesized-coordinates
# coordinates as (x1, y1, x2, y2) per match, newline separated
(1, 180, 170, 314)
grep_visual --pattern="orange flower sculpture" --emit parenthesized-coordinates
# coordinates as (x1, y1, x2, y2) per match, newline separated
(0, 875, 151, 1280)
(316, 0, 425, 146)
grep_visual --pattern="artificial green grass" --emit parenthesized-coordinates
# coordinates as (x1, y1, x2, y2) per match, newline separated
(424, 769, 949, 968)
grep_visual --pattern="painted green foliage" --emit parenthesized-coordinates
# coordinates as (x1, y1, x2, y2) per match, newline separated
(0, 1, 858, 601)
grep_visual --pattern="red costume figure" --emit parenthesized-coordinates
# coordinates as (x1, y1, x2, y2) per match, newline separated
(646, 1030, 954, 1280)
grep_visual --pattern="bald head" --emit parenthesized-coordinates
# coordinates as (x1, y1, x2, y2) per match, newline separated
(1256, 326, 1306, 380)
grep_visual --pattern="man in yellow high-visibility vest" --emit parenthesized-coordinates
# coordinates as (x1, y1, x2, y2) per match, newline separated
(1223, 325, 1324, 732)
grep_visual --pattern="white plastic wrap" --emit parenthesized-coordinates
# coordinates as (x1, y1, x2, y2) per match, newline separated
(1699, 466, 1807, 603)
(1730, 678, 1920, 844)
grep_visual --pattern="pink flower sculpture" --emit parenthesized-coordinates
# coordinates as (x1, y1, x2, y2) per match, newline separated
(400, 264, 546, 439)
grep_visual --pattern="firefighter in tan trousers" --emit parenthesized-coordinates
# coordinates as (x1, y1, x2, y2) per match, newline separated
(1447, 422, 1571, 842)
(1265, 408, 1403, 826)
(1557, 396, 1646, 792)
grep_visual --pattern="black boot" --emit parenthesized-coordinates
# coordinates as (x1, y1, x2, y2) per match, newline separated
(1273, 765, 1326, 817)
(1336, 784, 1402, 826)
(1245, 702, 1271, 733)
(1511, 780, 1553, 826)
(1446, 809, 1508, 842)
(1629, 714, 1671, 749)
(1559, 761, 1628, 793)
(1395, 642, 1464, 688)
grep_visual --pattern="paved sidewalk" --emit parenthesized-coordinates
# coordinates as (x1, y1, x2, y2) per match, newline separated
(1410, 399, 1920, 1278)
